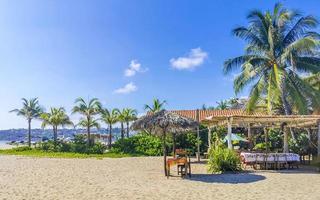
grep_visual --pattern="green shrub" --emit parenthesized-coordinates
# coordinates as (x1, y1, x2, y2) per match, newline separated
(207, 147, 241, 173)
(111, 133, 162, 156)
(71, 135, 87, 153)
(253, 142, 271, 151)
(36, 135, 106, 155)
(12, 146, 32, 152)
(88, 142, 107, 154)
(289, 133, 309, 154)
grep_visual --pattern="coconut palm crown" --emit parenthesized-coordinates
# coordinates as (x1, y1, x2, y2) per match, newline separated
(224, 3, 320, 114)
(144, 99, 166, 113)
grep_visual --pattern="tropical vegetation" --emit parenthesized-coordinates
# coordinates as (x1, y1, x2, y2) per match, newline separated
(10, 98, 43, 147)
(224, 3, 320, 114)
(40, 107, 73, 145)
(72, 97, 102, 147)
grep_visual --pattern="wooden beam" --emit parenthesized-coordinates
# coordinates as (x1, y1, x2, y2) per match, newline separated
(283, 125, 289, 153)
(196, 109, 200, 162)
(248, 123, 253, 150)
(208, 127, 211, 150)
(264, 127, 269, 153)
(318, 120, 320, 156)
(227, 117, 233, 149)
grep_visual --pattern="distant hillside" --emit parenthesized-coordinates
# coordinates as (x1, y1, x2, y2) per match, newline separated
(0, 128, 121, 141)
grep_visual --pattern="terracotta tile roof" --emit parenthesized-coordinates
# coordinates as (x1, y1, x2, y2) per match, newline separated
(169, 109, 246, 122)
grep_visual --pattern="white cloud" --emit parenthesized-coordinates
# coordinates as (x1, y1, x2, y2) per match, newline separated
(170, 48, 208, 70)
(114, 82, 137, 94)
(124, 60, 148, 77)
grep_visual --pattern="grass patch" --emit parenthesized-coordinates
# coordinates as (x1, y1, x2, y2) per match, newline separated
(0, 147, 141, 159)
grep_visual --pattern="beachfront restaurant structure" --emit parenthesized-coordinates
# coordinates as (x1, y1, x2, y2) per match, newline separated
(170, 109, 320, 156)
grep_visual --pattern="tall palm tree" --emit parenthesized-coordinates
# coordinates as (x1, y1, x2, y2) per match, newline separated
(10, 98, 43, 147)
(40, 107, 73, 144)
(216, 100, 229, 110)
(101, 108, 119, 148)
(117, 109, 126, 139)
(122, 108, 138, 138)
(72, 97, 101, 147)
(144, 99, 166, 113)
(224, 3, 320, 114)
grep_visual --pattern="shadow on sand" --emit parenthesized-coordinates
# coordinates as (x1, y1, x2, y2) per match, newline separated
(188, 172, 266, 184)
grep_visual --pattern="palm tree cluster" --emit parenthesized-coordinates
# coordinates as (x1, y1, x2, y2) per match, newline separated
(201, 97, 247, 110)
(224, 3, 320, 115)
(10, 97, 138, 149)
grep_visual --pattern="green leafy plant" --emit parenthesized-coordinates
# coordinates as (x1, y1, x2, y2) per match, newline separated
(289, 133, 309, 154)
(111, 132, 162, 156)
(207, 147, 241, 173)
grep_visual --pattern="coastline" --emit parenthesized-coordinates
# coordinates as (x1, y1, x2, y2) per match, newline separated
(0, 141, 14, 149)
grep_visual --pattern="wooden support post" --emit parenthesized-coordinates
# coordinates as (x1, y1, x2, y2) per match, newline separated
(208, 127, 211, 150)
(248, 124, 252, 151)
(317, 121, 320, 156)
(227, 118, 232, 149)
(196, 109, 200, 162)
(264, 127, 269, 153)
(283, 126, 289, 153)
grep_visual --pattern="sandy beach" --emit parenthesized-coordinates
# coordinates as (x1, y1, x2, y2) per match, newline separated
(0, 156, 319, 200)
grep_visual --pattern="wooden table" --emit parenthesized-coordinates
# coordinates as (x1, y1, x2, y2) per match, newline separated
(166, 157, 191, 178)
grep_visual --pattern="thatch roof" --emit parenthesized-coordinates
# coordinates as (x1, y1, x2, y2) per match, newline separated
(131, 110, 199, 135)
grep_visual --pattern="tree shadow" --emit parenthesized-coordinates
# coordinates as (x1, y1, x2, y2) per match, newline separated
(188, 172, 266, 184)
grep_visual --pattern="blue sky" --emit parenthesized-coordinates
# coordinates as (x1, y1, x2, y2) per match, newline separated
(0, 0, 319, 129)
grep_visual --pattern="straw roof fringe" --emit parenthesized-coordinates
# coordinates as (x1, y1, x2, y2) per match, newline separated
(131, 110, 199, 135)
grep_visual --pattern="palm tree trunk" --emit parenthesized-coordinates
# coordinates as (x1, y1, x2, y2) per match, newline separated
(126, 121, 130, 138)
(27, 119, 31, 147)
(281, 79, 296, 140)
(108, 124, 112, 149)
(121, 122, 124, 139)
(53, 125, 58, 146)
(163, 131, 167, 176)
(87, 125, 91, 147)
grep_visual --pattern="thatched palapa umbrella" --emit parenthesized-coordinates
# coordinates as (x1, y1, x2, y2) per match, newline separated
(131, 110, 199, 176)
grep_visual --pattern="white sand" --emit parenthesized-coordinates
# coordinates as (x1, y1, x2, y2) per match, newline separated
(0, 156, 319, 200)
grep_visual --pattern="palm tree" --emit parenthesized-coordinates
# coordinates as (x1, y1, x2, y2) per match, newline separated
(224, 3, 320, 114)
(216, 100, 229, 110)
(10, 98, 43, 147)
(40, 107, 73, 145)
(101, 108, 119, 148)
(122, 108, 138, 138)
(117, 109, 126, 139)
(144, 99, 166, 113)
(72, 97, 102, 147)
(304, 72, 320, 90)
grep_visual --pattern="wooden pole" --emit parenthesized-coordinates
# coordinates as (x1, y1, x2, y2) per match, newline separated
(283, 126, 289, 153)
(208, 127, 212, 150)
(264, 127, 268, 153)
(317, 121, 320, 156)
(196, 109, 200, 162)
(247, 123, 252, 151)
(163, 131, 167, 176)
(227, 118, 232, 149)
